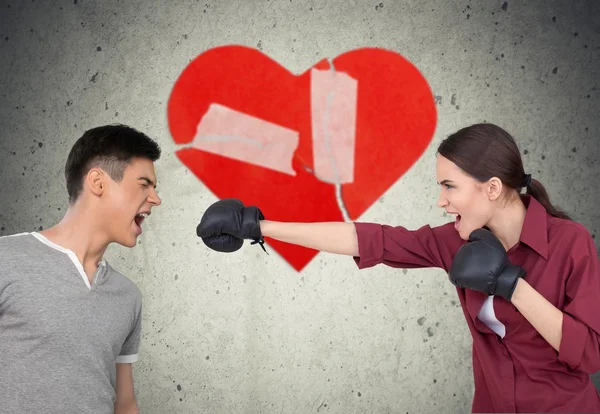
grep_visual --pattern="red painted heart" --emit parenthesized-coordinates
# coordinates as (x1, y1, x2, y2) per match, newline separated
(167, 45, 437, 271)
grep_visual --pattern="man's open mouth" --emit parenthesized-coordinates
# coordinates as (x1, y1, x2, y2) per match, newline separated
(134, 212, 148, 230)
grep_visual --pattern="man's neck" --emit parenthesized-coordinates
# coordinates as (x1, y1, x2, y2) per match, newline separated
(39, 203, 110, 279)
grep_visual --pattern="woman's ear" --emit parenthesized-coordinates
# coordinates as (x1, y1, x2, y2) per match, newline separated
(487, 176, 503, 201)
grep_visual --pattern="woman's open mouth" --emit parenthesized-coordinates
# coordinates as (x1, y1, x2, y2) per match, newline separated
(454, 214, 462, 231)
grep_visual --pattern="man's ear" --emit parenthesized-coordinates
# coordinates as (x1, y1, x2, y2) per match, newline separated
(486, 176, 503, 201)
(86, 168, 106, 197)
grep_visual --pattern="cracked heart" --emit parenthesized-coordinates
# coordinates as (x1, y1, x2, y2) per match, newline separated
(167, 45, 437, 272)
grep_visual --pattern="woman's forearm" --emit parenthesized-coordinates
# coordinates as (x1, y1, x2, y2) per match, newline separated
(259, 220, 359, 256)
(511, 278, 563, 352)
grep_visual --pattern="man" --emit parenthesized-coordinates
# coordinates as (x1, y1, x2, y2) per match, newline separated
(0, 124, 162, 413)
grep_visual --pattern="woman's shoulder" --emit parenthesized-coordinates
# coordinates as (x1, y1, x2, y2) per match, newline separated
(547, 215, 593, 239)
(546, 215, 596, 255)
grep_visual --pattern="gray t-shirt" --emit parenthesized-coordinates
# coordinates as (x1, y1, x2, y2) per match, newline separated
(0, 232, 143, 414)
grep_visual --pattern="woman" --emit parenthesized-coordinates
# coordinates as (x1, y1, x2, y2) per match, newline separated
(197, 123, 600, 413)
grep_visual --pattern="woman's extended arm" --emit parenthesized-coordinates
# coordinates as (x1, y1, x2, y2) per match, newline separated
(197, 198, 461, 271)
(260, 220, 359, 256)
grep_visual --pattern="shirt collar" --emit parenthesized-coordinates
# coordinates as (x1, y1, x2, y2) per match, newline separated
(518, 194, 549, 259)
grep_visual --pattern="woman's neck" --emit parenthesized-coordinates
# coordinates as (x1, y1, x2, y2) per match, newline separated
(486, 194, 527, 251)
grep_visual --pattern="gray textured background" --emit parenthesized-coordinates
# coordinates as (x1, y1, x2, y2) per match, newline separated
(1, 0, 599, 413)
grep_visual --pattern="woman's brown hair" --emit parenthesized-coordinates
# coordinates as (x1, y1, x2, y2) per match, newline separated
(437, 123, 571, 220)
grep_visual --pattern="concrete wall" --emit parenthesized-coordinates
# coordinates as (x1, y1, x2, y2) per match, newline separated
(1, 0, 598, 412)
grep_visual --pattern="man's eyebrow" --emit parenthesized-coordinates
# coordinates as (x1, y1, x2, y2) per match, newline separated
(139, 176, 157, 188)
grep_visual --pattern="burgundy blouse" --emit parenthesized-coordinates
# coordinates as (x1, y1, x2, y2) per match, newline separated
(353, 195, 600, 413)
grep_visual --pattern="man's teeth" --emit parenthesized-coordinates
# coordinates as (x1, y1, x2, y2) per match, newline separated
(136, 213, 148, 218)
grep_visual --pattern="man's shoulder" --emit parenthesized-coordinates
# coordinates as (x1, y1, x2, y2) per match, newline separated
(104, 262, 142, 300)
(0, 232, 37, 255)
(0, 232, 34, 244)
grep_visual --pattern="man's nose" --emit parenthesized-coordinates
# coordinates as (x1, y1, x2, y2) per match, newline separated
(149, 189, 162, 206)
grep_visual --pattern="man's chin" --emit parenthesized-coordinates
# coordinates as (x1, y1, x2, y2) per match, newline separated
(124, 237, 139, 248)
(113, 235, 138, 248)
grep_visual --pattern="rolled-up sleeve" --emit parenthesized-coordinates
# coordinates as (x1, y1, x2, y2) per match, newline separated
(557, 230, 600, 373)
(352, 221, 462, 272)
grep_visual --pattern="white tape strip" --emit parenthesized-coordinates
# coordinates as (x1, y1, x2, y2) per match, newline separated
(310, 68, 358, 185)
(191, 103, 299, 176)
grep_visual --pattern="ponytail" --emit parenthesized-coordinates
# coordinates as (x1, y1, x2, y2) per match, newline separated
(525, 177, 572, 220)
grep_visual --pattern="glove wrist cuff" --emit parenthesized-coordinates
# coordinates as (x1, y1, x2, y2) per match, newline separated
(497, 264, 526, 301)
(241, 206, 264, 240)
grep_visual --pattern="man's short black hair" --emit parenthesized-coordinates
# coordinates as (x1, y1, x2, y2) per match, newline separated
(65, 124, 161, 204)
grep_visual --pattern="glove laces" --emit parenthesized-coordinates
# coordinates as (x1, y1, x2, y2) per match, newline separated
(251, 237, 269, 254)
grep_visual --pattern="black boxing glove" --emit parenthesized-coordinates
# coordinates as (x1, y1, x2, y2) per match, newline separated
(196, 198, 266, 253)
(448, 228, 526, 301)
